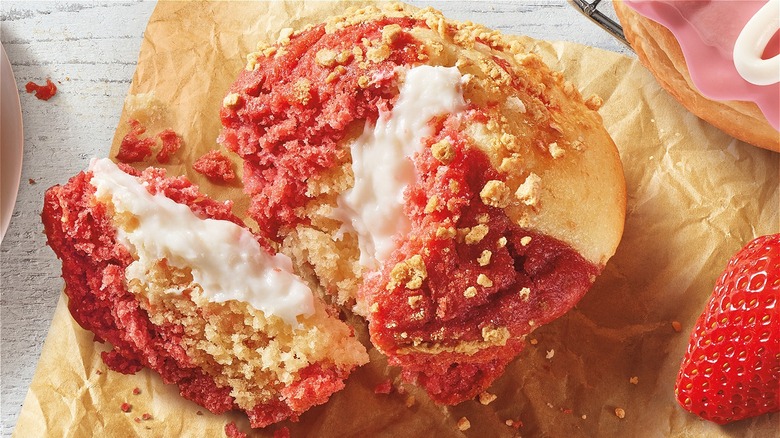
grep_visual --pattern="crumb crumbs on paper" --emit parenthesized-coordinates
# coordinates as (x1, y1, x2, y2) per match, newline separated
(28, 178, 36, 185)
(478, 391, 497, 405)
(629, 376, 639, 385)
(193, 150, 236, 183)
(156, 129, 182, 163)
(671, 321, 682, 332)
(224, 421, 247, 438)
(457, 417, 471, 431)
(117, 119, 183, 164)
(529, 338, 538, 345)
(117, 119, 155, 163)
(581, 414, 587, 420)
(615, 407, 626, 419)
(374, 379, 393, 394)
(273, 427, 291, 438)
(505, 419, 522, 429)
(546, 349, 555, 359)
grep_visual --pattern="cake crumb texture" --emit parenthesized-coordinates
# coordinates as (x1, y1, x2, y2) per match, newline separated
(42, 165, 368, 428)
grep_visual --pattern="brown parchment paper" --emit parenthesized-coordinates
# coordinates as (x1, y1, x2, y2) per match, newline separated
(14, 1, 780, 437)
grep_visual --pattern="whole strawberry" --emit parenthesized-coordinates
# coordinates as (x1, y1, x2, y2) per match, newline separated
(675, 234, 779, 424)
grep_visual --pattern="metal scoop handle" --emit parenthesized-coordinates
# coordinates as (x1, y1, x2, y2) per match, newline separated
(569, 0, 631, 49)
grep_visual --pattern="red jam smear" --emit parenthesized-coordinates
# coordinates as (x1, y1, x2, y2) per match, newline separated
(41, 165, 330, 428)
(219, 17, 426, 239)
(25, 78, 57, 101)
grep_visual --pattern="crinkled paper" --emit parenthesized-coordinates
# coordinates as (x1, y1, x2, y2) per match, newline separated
(14, 1, 779, 437)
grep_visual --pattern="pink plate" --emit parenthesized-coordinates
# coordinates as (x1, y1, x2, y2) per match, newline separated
(1, 43, 24, 243)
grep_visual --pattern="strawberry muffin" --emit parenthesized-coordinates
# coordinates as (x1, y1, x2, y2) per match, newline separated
(219, 4, 626, 404)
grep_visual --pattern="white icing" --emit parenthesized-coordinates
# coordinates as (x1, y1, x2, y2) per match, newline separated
(733, 0, 780, 86)
(88, 158, 314, 326)
(332, 65, 467, 270)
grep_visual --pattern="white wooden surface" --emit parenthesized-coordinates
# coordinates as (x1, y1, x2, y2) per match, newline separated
(0, 1, 630, 434)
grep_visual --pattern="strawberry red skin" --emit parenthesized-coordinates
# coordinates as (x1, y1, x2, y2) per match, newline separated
(675, 234, 780, 424)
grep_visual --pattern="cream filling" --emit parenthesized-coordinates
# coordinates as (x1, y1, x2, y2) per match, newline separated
(332, 65, 467, 271)
(89, 158, 314, 326)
